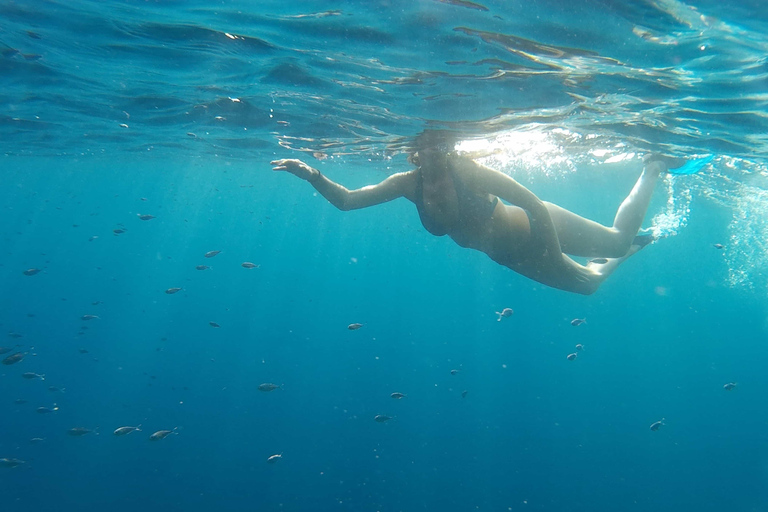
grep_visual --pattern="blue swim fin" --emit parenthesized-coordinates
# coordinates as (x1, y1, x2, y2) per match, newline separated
(632, 233, 656, 249)
(668, 155, 714, 175)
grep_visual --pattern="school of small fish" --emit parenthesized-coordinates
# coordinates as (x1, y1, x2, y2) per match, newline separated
(1, 238, 739, 473)
(3, 239, 270, 469)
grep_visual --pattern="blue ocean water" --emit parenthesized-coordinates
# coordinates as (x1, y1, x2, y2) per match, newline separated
(2, 1, 768, 511)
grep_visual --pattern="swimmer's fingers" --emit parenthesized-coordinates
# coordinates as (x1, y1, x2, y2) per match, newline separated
(564, 259, 595, 284)
(574, 271, 591, 284)
(270, 159, 302, 172)
(574, 262, 602, 283)
(270, 159, 295, 171)
(270, 159, 317, 181)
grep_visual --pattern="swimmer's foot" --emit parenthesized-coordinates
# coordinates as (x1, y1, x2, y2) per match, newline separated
(587, 234, 658, 268)
(644, 154, 686, 171)
(618, 233, 658, 260)
(632, 233, 656, 250)
(644, 153, 714, 175)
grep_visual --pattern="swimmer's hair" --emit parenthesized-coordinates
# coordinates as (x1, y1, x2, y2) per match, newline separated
(413, 129, 460, 153)
(389, 128, 462, 160)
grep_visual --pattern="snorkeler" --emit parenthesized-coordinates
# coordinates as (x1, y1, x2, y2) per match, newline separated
(270, 132, 701, 295)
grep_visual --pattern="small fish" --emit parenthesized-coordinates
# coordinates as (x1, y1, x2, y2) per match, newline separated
(575, 344, 584, 351)
(374, 414, 393, 423)
(29, 437, 45, 444)
(78, 348, 89, 354)
(348, 323, 363, 330)
(48, 386, 65, 393)
(495, 308, 514, 321)
(36, 405, 59, 414)
(21, 372, 44, 380)
(723, 382, 737, 391)
(67, 427, 96, 437)
(566, 352, 578, 361)
(88, 235, 99, 242)
(113, 425, 141, 436)
(241, 262, 259, 269)
(204, 250, 221, 258)
(266, 453, 283, 464)
(81, 314, 99, 321)
(713, 243, 724, 249)
(149, 428, 178, 441)
(23, 268, 42, 276)
(165, 287, 182, 294)
(113, 228, 127, 235)
(2, 352, 25, 365)
(0, 346, 14, 355)
(649, 419, 665, 431)
(461, 390, 468, 398)
(14, 399, 27, 405)
(450, 369, 460, 375)
(390, 392, 406, 399)
(0, 457, 25, 468)
(7, 332, 23, 338)
(91, 301, 102, 306)
(195, 265, 210, 270)
(137, 214, 155, 221)
(258, 383, 281, 392)
(570, 318, 586, 326)
(209, 321, 220, 328)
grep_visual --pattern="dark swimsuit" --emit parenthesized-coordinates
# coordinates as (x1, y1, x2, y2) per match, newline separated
(413, 167, 499, 236)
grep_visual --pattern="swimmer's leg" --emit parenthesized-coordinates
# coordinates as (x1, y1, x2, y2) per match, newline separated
(545, 160, 664, 258)
(591, 236, 652, 278)
(567, 236, 655, 295)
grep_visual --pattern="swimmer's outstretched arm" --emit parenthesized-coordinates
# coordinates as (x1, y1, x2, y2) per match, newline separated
(271, 159, 414, 211)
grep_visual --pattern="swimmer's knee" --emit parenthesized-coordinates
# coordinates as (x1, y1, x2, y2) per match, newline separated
(602, 231, 634, 258)
(604, 245, 630, 259)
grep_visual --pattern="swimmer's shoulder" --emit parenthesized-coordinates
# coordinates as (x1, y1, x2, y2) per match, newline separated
(386, 168, 419, 202)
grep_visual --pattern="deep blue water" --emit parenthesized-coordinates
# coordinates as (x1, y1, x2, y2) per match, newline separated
(2, 1, 768, 511)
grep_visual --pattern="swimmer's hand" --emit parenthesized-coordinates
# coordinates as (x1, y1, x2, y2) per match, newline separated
(270, 159, 320, 182)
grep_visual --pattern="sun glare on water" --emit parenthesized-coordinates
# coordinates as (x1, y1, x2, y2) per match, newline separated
(456, 127, 569, 176)
(455, 124, 643, 180)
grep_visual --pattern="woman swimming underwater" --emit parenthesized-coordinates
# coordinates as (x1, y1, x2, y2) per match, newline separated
(271, 132, 693, 295)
